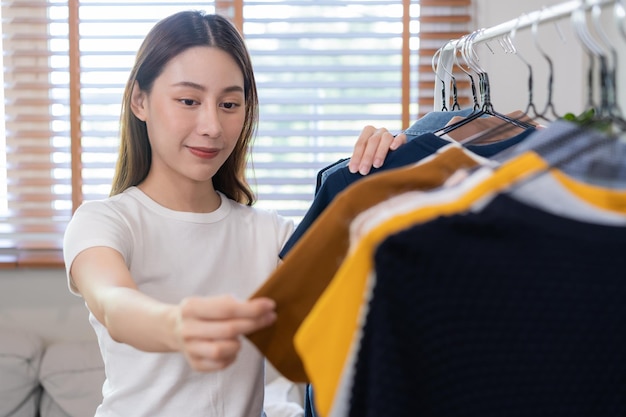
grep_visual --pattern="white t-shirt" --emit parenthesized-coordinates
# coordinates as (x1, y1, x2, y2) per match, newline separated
(63, 187, 295, 417)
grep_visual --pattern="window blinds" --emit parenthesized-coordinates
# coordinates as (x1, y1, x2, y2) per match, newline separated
(243, 0, 416, 216)
(0, 0, 472, 267)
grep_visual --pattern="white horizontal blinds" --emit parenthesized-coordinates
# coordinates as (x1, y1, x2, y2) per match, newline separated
(242, 0, 416, 220)
(417, 0, 473, 115)
(0, 0, 69, 264)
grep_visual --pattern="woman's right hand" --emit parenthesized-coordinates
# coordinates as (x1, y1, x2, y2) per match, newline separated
(348, 126, 407, 176)
(174, 295, 277, 372)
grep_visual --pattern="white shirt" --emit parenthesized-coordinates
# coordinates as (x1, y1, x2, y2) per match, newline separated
(63, 188, 295, 417)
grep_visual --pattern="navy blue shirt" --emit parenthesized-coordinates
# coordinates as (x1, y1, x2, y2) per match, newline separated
(349, 193, 626, 417)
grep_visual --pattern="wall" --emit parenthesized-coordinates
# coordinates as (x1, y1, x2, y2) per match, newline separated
(0, 269, 94, 344)
(2, 0, 625, 345)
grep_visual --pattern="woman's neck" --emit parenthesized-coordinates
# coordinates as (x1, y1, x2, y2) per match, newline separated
(137, 174, 221, 213)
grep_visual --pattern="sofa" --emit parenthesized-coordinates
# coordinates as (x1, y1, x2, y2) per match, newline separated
(0, 327, 305, 417)
(0, 327, 104, 417)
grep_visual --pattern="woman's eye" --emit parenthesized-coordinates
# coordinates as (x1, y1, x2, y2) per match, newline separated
(222, 102, 238, 109)
(181, 99, 196, 106)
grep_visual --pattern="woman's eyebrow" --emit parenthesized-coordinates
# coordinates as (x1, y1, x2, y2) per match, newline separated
(172, 81, 244, 94)
(172, 81, 206, 91)
(222, 85, 244, 94)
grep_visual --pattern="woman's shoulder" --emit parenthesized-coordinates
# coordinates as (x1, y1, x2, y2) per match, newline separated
(229, 198, 291, 222)
(72, 188, 140, 219)
(227, 198, 295, 238)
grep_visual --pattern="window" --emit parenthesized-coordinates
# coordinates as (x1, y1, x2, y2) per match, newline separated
(0, 0, 472, 267)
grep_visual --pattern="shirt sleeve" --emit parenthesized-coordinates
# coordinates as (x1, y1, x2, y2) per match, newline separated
(63, 200, 133, 295)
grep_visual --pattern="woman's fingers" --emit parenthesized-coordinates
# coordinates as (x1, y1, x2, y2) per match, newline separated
(348, 127, 407, 175)
(184, 338, 242, 372)
(178, 309, 276, 340)
(175, 295, 277, 372)
(180, 295, 275, 320)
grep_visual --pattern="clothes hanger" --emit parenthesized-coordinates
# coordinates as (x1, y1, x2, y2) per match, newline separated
(452, 36, 481, 111)
(572, 2, 606, 114)
(501, 14, 549, 123)
(616, 0, 626, 40)
(590, 0, 626, 126)
(531, 7, 564, 121)
(431, 47, 449, 111)
(614, 0, 626, 123)
(432, 41, 462, 112)
(570, 0, 626, 131)
(443, 40, 463, 111)
(437, 29, 536, 137)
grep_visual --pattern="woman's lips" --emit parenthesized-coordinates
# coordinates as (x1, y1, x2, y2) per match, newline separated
(187, 146, 219, 159)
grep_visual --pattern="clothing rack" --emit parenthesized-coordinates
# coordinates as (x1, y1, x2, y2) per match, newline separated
(433, 0, 620, 111)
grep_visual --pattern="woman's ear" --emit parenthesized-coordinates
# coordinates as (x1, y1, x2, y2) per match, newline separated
(130, 80, 147, 121)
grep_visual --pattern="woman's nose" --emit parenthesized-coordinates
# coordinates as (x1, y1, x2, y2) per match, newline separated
(197, 104, 223, 137)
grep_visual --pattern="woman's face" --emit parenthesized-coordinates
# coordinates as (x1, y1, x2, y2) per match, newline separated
(131, 46, 246, 188)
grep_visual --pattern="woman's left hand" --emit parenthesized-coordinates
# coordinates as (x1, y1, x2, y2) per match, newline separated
(348, 126, 407, 176)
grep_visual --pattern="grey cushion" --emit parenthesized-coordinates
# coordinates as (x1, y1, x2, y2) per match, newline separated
(39, 341, 104, 417)
(0, 328, 44, 417)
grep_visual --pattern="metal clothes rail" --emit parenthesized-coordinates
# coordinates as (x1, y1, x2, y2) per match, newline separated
(433, 0, 621, 111)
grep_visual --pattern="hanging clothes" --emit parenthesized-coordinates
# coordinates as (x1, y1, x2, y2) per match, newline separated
(347, 129, 626, 415)
(295, 121, 626, 417)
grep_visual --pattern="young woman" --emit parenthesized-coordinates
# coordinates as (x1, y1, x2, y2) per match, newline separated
(63, 10, 402, 417)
